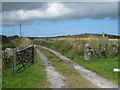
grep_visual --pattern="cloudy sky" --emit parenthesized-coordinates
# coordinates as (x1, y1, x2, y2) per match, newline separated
(2, 2, 119, 37)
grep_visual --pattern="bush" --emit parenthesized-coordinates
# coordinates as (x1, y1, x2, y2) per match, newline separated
(2, 42, 15, 50)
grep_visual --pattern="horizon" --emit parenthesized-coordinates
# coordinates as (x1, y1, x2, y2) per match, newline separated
(1, 32, 120, 38)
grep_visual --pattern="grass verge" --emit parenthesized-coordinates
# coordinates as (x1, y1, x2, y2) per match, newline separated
(37, 47, 96, 88)
(72, 55, 119, 85)
(2, 51, 50, 88)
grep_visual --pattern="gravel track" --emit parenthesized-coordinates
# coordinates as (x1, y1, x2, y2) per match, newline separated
(39, 46, 118, 88)
(36, 49, 69, 88)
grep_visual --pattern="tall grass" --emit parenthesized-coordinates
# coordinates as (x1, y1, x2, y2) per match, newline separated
(15, 37, 32, 48)
(35, 37, 119, 57)
(2, 37, 32, 50)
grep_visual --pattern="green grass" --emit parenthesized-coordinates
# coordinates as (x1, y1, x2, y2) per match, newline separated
(72, 55, 119, 85)
(37, 47, 96, 88)
(56, 48, 119, 85)
(2, 52, 50, 88)
(0, 69, 2, 90)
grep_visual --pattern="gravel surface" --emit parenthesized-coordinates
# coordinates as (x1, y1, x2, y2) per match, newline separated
(39, 46, 118, 88)
(36, 49, 69, 88)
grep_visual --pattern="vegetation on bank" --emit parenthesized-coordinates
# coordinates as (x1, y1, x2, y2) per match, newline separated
(2, 35, 32, 50)
(33, 37, 119, 85)
(2, 51, 50, 88)
(2, 35, 19, 50)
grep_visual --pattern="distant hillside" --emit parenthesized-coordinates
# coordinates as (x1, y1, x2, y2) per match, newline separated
(56, 33, 120, 39)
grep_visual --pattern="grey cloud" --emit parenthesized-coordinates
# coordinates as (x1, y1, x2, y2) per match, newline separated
(2, 2, 118, 26)
(2, 2, 47, 12)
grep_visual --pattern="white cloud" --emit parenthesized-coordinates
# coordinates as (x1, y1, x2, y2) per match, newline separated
(46, 3, 72, 17)
(2, 3, 73, 25)
(2, 2, 118, 26)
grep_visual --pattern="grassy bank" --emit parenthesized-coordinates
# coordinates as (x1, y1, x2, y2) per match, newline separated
(73, 55, 119, 84)
(34, 39, 119, 85)
(2, 52, 50, 88)
(37, 47, 96, 88)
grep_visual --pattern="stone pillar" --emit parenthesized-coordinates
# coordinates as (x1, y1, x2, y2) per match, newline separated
(84, 44, 92, 60)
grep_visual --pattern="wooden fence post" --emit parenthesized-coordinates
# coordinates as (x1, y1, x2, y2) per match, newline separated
(13, 48, 17, 74)
(32, 45, 34, 64)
